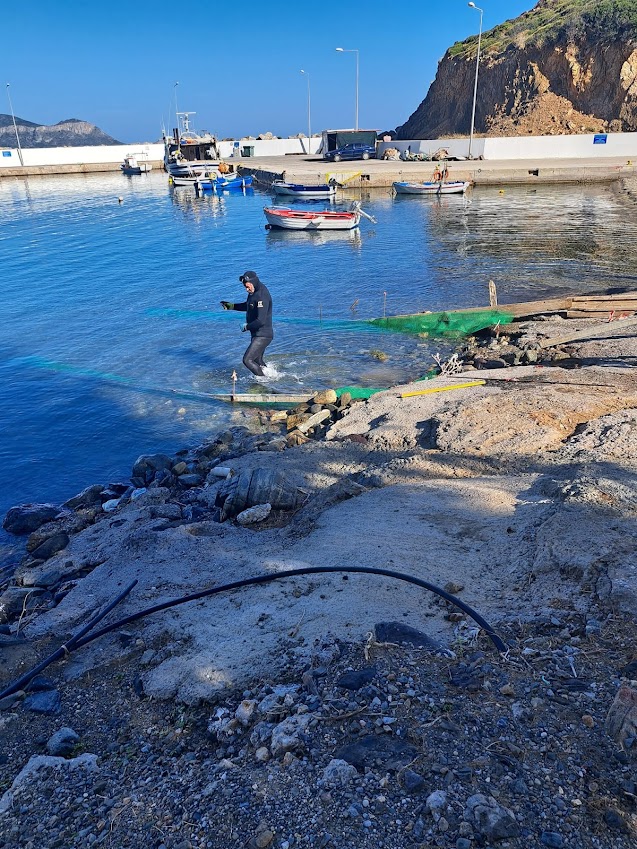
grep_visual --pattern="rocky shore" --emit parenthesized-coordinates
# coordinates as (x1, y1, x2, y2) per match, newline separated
(1, 314, 637, 848)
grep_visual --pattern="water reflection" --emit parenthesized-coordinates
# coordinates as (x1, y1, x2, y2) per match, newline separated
(265, 227, 364, 251)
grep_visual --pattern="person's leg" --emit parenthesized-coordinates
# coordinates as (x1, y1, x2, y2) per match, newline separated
(256, 336, 272, 368)
(243, 337, 270, 376)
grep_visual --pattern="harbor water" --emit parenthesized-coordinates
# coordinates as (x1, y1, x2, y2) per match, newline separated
(1, 171, 637, 545)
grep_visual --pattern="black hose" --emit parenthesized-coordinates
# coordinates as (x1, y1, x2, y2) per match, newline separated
(0, 567, 505, 700)
(0, 580, 137, 699)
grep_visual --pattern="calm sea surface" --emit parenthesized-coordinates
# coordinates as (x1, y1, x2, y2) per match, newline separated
(1, 171, 636, 541)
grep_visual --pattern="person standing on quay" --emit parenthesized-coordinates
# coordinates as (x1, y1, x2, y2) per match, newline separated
(220, 270, 273, 377)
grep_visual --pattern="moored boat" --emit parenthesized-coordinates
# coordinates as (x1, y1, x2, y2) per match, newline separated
(393, 180, 471, 195)
(121, 154, 152, 175)
(272, 180, 337, 199)
(163, 111, 221, 176)
(263, 202, 376, 231)
(194, 174, 254, 194)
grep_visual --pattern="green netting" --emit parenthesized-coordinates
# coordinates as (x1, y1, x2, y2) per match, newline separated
(336, 386, 385, 400)
(368, 310, 515, 338)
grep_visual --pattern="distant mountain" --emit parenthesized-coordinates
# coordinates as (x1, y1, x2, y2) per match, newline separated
(0, 115, 122, 147)
(397, 0, 637, 139)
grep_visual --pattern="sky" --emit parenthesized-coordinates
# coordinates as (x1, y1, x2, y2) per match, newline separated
(2, 0, 535, 143)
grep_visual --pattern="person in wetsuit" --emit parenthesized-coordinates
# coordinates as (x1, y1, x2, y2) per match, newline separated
(220, 270, 273, 376)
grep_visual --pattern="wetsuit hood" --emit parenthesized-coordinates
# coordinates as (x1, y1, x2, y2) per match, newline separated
(240, 270, 261, 290)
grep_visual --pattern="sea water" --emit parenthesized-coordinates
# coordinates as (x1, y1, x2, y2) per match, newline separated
(1, 172, 636, 537)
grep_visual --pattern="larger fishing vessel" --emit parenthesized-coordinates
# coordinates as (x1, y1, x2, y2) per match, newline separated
(163, 112, 221, 176)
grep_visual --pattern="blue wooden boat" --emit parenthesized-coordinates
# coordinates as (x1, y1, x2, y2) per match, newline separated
(194, 174, 254, 194)
(272, 180, 337, 199)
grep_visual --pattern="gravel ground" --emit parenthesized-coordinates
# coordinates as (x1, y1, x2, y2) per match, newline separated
(0, 613, 636, 849)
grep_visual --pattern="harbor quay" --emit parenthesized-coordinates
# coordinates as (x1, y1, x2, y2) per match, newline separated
(237, 153, 637, 189)
(2, 154, 635, 186)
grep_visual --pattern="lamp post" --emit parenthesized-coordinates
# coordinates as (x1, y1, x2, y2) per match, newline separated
(467, 2, 483, 160)
(300, 70, 311, 154)
(174, 81, 179, 131)
(335, 47, 359, 130)
(6, 84, 24, 167)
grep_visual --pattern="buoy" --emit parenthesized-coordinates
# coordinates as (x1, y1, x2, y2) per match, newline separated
(499, 190, 505, 194)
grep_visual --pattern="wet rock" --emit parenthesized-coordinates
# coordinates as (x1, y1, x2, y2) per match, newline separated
(64, 485, 104, 510)
(464, 794, 519, 841)
(131, 454, 174, 486)
(3, 503, 61, 535)
(23, 690, 62, 716)
(46, 727, 80, 757)
(336, 667, 377, 690)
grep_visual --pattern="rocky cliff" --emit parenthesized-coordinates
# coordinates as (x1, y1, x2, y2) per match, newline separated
(397, 0, 637, 139)
(0, 116, 122, 148)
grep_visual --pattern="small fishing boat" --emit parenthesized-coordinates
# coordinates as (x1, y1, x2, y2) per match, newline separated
(393, 180, 471, 195)
(170, 171, 219, 186)
(121, 154, 152, 175)
(194, 174, 254, 194)
(263, 202, 376, 231)
(272, 180, 337, 199)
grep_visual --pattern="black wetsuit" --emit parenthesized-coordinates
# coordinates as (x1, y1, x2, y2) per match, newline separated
(230, 278, 273, 376)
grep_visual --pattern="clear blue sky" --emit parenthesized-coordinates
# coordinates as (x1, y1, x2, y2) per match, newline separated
(3, 0, 535, 143)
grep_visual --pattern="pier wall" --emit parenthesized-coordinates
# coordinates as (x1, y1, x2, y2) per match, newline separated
(378, 132, 637, 161)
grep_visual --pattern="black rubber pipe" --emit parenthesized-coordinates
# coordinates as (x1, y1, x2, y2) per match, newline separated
(0, 567, 506, 700)
(0, 580, 137, 700)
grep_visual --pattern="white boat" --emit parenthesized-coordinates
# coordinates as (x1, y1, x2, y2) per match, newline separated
(121, 154, 152, 175)
(170, 171, 219, 186)
(272, 180, 337, 199)
(393, 180, 472, 195)
(263, 202, 376, 231)
(163, 111, 221, 176)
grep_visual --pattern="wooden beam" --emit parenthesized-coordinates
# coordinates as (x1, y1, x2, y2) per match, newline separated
(537, 316, 637, 349)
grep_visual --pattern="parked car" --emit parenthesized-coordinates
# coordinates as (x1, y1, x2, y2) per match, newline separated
(324, 142, 376, 162)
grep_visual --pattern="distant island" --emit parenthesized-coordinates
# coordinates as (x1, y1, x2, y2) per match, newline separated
(0, 115, 122, 148)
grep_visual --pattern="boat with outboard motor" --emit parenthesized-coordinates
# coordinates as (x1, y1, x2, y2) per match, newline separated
(194, 174, 254, 194)
(271, 180, 338, 200)
(263, 201, 376, 231)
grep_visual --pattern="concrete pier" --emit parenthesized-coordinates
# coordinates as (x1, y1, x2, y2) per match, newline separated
(236, 154, 637, 188)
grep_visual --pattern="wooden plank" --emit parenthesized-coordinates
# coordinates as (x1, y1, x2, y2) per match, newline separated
(566, 310, 636, 319)
(569, 301, 637, 311)
(446, 296, 571, 318)
(204, 393, 315, 405)
(537, 316, 637, 349)
(572, 291, 637, 302)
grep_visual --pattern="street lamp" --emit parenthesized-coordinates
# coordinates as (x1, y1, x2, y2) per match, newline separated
(335, 47, 359, 130)
(467, 2, 483, 160)
(6, 84, 24, 167)
(300, 70, 311, 154)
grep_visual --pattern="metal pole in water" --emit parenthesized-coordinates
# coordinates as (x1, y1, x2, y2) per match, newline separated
(383, 291, 387, 319)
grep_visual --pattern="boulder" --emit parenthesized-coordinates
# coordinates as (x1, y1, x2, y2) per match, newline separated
(3, 504, 61, 535)
(131, 454, 174, 486)
(464, 794, 519, 841)
(64, 484, 104, 510)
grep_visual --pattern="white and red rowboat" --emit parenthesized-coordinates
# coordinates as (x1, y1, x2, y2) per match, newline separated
(263, 202, 376, 231)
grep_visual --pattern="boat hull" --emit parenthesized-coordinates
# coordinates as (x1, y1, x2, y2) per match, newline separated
(393, 180, 471, 195)
(263, 206, 359, 231)
(195, 175, 254, 193)
(272, 181, 337, 199)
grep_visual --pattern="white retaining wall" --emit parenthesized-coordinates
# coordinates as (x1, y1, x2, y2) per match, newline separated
(0, 137, 322, 169)
(377, 132, 637, 161)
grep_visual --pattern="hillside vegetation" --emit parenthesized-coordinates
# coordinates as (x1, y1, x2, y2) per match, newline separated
(450, 0, 637, 59)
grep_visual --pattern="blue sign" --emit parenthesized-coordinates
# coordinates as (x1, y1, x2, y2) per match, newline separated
(233, 141, 240, 148)
(2, 151, 11, 157)
(593, 134, 608, 145)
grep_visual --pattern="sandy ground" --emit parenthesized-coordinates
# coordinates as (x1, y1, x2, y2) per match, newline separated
(6, 331, 636, 705)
